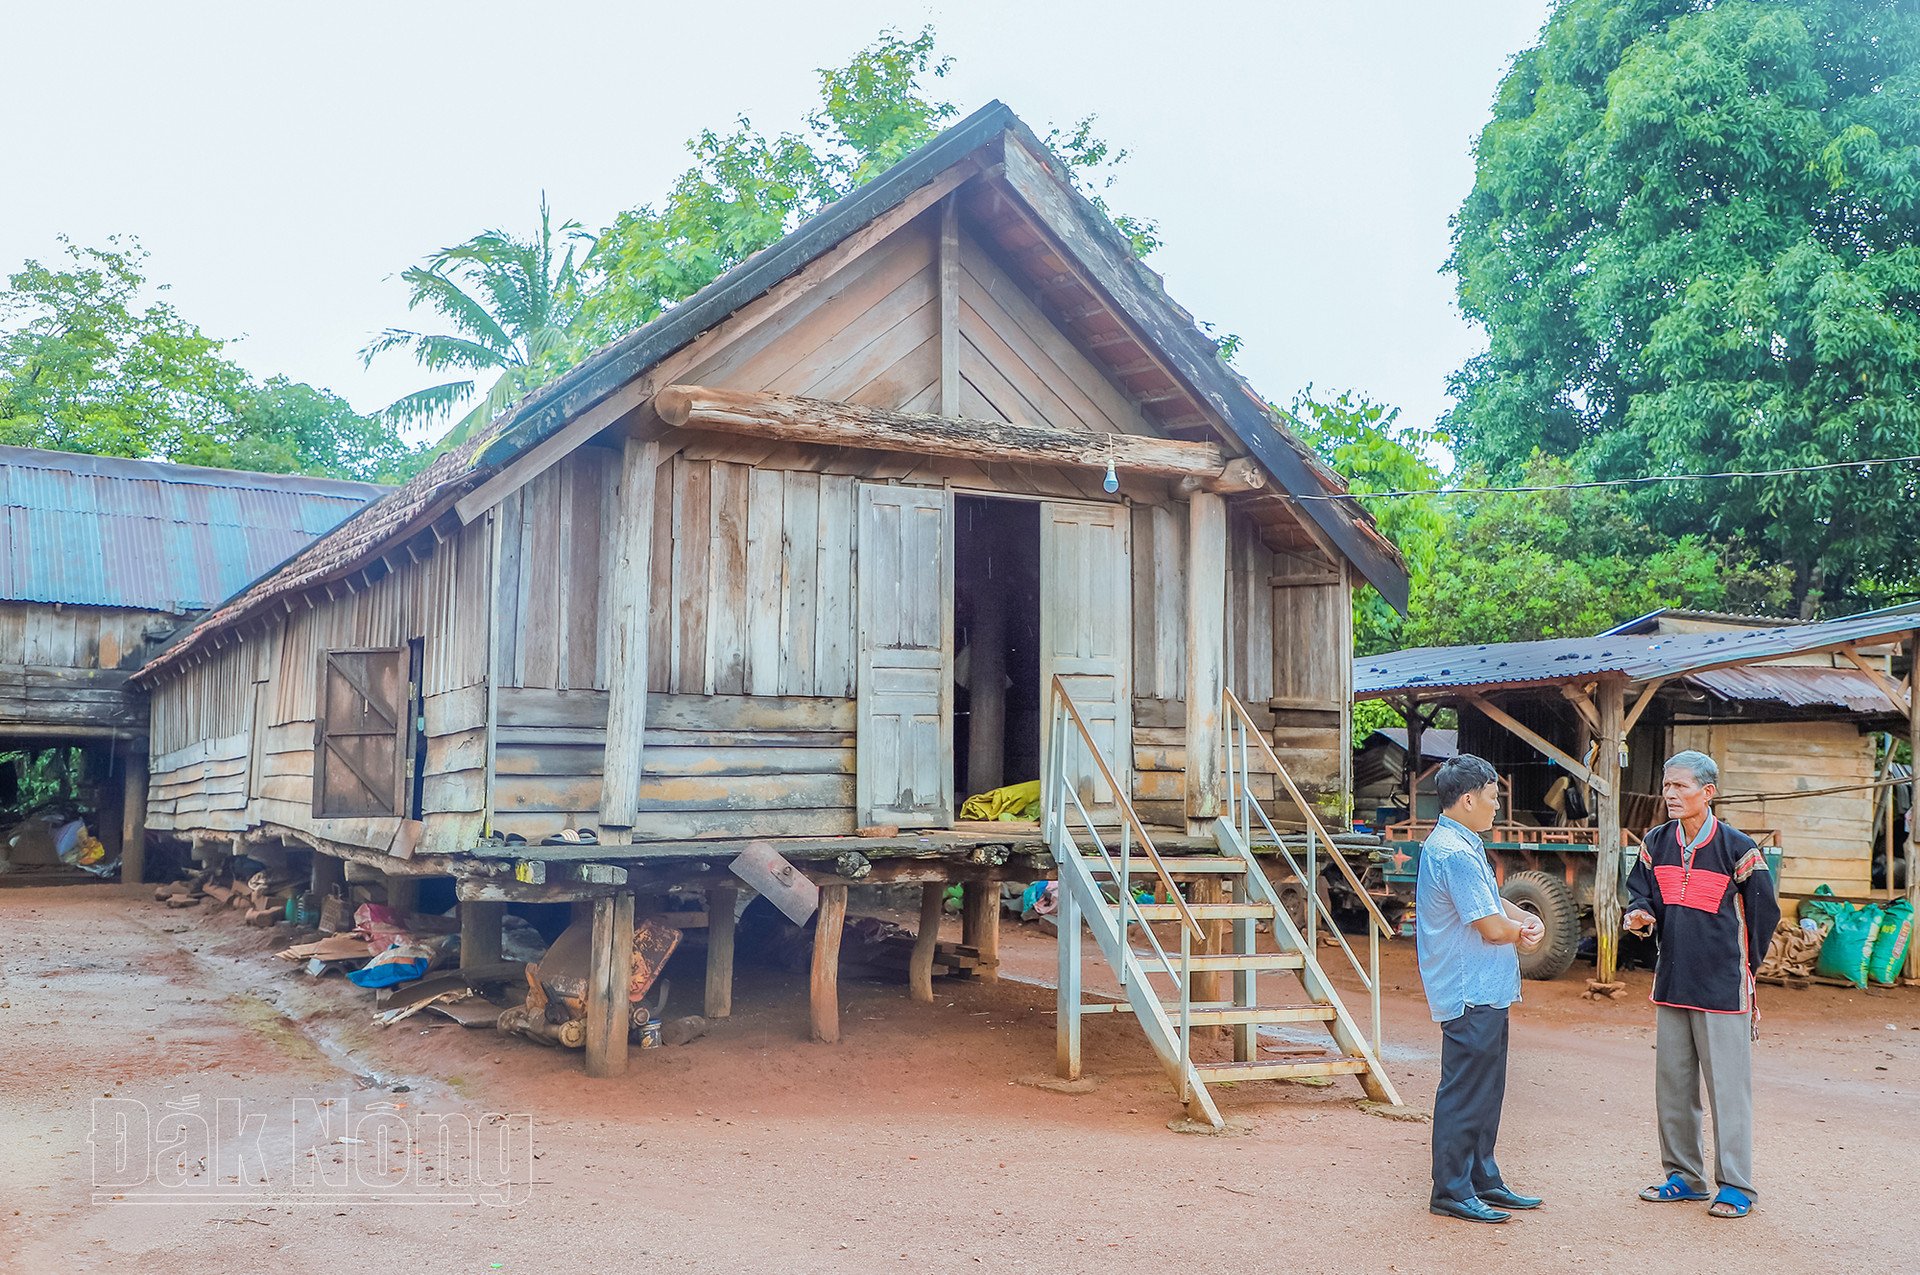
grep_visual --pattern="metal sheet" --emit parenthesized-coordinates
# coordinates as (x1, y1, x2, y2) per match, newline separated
(1685, 666, 1900, 714)
(0, 444, 385, 613)
(1357, 603, 1920, 699)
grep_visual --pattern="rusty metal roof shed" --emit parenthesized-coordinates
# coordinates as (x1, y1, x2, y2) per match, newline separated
(0, 445, 388, 614)
(1356, 604, 1920, 700)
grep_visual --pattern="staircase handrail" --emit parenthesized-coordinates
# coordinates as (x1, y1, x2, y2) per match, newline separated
(1222, 688, 1394, 941)
(1049, 675, 1203, 942)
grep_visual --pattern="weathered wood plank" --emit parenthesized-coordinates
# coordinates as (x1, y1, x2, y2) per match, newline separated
(707, 461, 751, 696)
(781, 473, 821, 696)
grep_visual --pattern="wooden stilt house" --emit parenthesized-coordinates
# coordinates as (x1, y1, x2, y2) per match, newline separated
(132, 102, 1409, 1123)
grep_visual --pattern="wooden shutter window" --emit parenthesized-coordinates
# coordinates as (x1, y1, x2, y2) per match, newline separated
(313, 647, 408, 818)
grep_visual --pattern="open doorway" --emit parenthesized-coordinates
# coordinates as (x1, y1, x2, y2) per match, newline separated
(954, 496, 1042, 810)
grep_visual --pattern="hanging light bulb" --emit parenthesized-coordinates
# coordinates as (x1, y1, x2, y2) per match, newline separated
(1102, 434, 1119, 493)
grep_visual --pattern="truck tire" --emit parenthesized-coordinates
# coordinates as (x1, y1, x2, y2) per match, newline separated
(1501, 870, 1579, 981)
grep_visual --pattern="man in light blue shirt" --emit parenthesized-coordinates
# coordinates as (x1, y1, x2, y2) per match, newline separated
(1417, 753, 1545, 1224)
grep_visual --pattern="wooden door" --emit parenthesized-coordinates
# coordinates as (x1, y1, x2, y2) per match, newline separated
(1041, 500, 1132, 820)
(856, 484, 954, 827)
(313, 647, 408, 818)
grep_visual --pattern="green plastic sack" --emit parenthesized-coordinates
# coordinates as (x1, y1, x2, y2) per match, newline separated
(1799, 884, 1846, 927)
(1868, 899, 1914, 986)
(1816, 903, 1884, 988)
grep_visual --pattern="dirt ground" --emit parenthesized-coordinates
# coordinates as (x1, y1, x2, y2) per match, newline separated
(2, 884, 1916, 1274)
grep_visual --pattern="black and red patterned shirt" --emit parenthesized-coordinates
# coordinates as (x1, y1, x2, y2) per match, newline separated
(1625, 816, 1781, 1013)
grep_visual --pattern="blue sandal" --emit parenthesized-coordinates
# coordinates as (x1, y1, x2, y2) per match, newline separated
(1709, 1187, 1752, 1218)
(1639, 1173, 1710, 1202)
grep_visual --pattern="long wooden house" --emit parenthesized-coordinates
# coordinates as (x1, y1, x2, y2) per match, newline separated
(132, 103, 1409, 1113)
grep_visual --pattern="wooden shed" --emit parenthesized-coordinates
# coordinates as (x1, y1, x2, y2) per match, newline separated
(0, 446, 381, 882)
(131, 102, 1407, 1078)
(1356, 604, 1920, 982)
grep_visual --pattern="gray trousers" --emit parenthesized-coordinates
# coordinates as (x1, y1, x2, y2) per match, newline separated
(1656, 1005, 1755, 1196)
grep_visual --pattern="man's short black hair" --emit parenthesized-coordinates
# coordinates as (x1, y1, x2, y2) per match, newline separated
(1435, 754, 1499, 811)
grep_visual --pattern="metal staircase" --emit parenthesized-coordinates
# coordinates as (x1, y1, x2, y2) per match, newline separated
(1045, 678, 1402, 1128)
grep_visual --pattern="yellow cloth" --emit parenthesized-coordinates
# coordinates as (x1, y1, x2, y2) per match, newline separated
(959, 780, 1042, 822)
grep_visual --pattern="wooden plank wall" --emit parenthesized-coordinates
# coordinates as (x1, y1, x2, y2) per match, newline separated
(491, 687, 856, 842)
(1670, 720, 1875, 898)
(0, 603, 161, 731)
(1268, 544, 1352, 817)
(147, 519, 492, 854)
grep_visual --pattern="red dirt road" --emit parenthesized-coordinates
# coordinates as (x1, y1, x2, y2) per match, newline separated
(2, 885, 1916, 1273)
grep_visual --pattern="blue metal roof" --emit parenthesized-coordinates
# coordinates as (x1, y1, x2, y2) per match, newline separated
(0, 446, 387, 613)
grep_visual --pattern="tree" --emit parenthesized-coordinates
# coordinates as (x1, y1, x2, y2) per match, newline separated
(0, 237, 244, 460)
(575, 28, 967, 349)
(573, 27, 1157, 352)
(1293, 390, 1792, 654)
(361, 194, 591, 442)
(0, 237, 426, 482)
(1447, 0, 1920, 615)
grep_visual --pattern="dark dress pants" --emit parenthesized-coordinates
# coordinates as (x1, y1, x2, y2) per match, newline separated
(1430, 1003, 1510, 1205)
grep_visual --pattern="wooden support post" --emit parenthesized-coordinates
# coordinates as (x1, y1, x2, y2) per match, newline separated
(1403, 699, 1424, 819)
(1056, 874, 1082, 1080)
(704, 884, 738, 1018)
(964, 550, 1007, 796)
(810, 883, 849, 1043)
(119, 746, 148, 886)
(910, 882, 943, 1004)
(1192, 874, 1228, 1014)
(1908, 633, 1919, 979)
(1186, 491, 1227, 834)
(384, 874, 419, 915)
(585, 892, 635, 1078)
(460, 899, 505, 968)
(961, 879, 1000, 982)
(599, 436, 660, 848)
(1593, 679, 1626, 983)
(1231, 869, 1258, 1062)
(310, 850, 344, 898)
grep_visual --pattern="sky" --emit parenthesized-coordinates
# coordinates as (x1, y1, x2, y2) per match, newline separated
(1, 1, 1556, 453)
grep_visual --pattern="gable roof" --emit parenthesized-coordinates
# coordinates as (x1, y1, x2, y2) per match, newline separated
(0, 445, 385, 614)
(140, 101, 1406, 680)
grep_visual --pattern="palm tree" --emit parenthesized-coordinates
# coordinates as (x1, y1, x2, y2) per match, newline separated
(362, 194, 591, 444)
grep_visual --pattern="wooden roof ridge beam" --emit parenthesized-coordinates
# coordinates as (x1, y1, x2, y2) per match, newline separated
(1462, 690, 1613, 797)
(653, 384, 1268, 493)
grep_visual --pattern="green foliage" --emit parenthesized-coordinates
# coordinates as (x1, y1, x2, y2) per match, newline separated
(1285, 390, 1447, 654)
(1401, 455, 1794, 649)
(1350, 698, 1405, 749)
(383, 27, 1154, 440)
(1296, 390, 1794, 653)
(0, 238, 425, 482)
(1447, 0, 1920, 614)
(362, 194, 591, 443)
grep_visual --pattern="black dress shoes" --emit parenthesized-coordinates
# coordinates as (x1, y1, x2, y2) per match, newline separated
(1428, 1198, 1511, 1223)
(1479, 1187, 1544, 1210)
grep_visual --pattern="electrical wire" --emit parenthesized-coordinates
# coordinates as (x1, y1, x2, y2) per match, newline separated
(1292, 451, 1920, 502)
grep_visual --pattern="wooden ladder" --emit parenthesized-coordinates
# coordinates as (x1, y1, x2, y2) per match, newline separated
(1046, 678, 1402, 1128)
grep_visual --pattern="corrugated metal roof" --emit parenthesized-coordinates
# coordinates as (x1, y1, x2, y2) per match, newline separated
(1356, 607, 1920, 698)
(0, 446, 387, 613)
(1685, 666, 1900, 715)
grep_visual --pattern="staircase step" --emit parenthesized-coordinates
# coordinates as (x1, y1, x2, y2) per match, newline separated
(1129, 951, 1305, 972)
(1181, 1004, 1337, 1027)
(1087, 856, 1248, 876)
(1194, 1057, 1372, 1083)
(1112, 902, 1272, 922)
